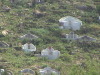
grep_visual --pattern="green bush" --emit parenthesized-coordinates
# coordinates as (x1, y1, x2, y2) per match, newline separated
(60, 53, 72, 62)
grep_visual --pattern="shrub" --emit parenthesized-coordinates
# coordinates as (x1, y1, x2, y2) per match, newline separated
(60, 53, 72, 62)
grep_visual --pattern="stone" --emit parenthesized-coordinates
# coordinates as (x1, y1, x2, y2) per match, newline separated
(22, 43, 36, 52)
(59, 16, 82, 31)
(39, 67, 60, 75)
(41, 47, 60, 60)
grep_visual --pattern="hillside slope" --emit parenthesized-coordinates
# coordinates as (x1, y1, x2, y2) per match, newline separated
(0, 0, 100, 75)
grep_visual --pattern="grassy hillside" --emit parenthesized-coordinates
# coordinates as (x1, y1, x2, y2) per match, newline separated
(0, 0, 100, 75)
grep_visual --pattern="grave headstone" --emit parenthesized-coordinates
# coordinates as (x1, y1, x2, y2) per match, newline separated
(59, 16, 82, 31)
(41, 47, 60, 60)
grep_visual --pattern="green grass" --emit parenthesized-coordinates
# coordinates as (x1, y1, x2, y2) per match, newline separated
(0, 0, 100, 75)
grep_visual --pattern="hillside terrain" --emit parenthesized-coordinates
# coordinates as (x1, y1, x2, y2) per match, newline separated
(0, 0, 100, 75)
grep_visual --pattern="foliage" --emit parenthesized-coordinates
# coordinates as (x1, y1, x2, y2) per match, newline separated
(0, 0, 99, 75)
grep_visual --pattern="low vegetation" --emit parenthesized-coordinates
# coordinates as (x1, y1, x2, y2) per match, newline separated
(0, 0, 100, 75)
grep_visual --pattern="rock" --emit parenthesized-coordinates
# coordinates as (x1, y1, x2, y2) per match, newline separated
(27, 3, 32, 7)
(2, 6, 11, 12)
(2, 30, 9, 36)
(20, 69, 35, 75)
(33, 10, 47, 17)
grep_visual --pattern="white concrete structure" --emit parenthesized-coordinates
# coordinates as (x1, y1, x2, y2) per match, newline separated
(22, 43, 36, 52)
(0, 69, 13, 75)
(33, 0, 44, 3)
(41, 47, 60, 60)
(20, 33, 38, 40)
(20, 69, 34, 75)
(99, 16, 100, 21)
(59, 16, 82, 30)
(0, 69, 5, 75)
(39, 67, 60, 75)
(65, 32, 79, 41)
